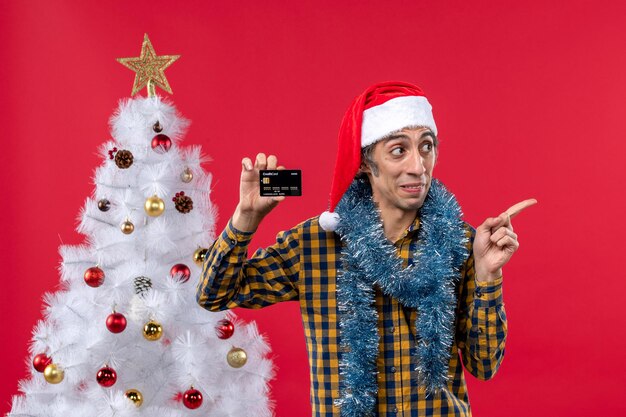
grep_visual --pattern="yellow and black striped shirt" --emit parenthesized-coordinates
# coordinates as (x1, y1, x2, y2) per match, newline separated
(197, 215, 507, 417)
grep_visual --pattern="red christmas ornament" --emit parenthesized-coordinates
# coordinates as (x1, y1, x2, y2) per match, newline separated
(33, 353, 52, 373)
(170, 263, 191, 283)
(84, 266, 105, 288)
(151, 134, 172, 153)
(182, 388, 203, 409)
(215, 319, 235, 340)
(96, 366, 117, 387)
(106, 312, 127, 333)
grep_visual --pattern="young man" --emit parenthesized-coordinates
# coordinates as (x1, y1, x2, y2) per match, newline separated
(196, 81, 535, 416)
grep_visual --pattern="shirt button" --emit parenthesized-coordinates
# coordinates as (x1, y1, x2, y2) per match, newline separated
(392, 406, 398, 413)
(390, 326, 396, 334)
(475, 288, 483, 298)
(230, 239, 236, 245)
(390, 366, 396, 373)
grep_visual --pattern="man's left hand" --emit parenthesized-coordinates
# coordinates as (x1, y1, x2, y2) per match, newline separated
(473, 199, 537, 283)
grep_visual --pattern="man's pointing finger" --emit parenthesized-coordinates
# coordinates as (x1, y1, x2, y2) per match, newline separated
(505, 199, 538, 219)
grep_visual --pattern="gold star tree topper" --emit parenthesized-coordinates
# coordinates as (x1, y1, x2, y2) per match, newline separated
(117, 34, 180, 97)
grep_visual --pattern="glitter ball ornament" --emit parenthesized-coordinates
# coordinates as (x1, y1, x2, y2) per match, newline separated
(106, 312, 127, 333)
(96, 366, 117, 387)
(173, 191, 193, 213)
(114, 149, 134, 169)
(121, 220, 135, 234)
(215, 319, 235, 340)
(152, 120, 163, 133)
(182, 388, 203, 409)
(84, 266, 105, 287)
(97, 199, 111, 212)
(151, 134, 172, 153)
(227, 347, 248, 368)
(125, 389, 143, 407)
(44, 364, 64, 384)
(143, 320, 163, 341)
(144, 195, 165, 216)
(193, 247, 209, 266)
(33, 353, 52, 373)
(181, 168, 193, 183)
(134, 276, 152, 295)
(170, 263, 191, 283)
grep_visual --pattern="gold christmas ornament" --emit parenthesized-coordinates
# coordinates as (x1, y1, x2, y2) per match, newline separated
(125, 389, 144, 407)
(193, 247, 209, 266)
(121, 220, 135, 234)
(143, 320, 163, 341)
(117, 34, 180, 97)
(181, 168, 193, 183)
(226, 347, 248, 368)
(43, 363, 64, 384)
(144, 195, 165, 217)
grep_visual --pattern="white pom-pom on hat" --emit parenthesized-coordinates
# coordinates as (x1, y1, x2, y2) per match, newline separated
(319, 211, 340, 232)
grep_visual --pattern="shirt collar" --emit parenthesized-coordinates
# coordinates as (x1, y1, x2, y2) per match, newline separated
(395, 215, 421, 243)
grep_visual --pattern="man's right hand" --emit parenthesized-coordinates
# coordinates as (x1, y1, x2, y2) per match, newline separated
(232, 153, 285, 232)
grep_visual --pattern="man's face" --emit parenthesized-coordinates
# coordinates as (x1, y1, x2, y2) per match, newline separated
(362, 127, 437, 214)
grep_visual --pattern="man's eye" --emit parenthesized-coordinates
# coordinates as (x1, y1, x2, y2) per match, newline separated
(420, 142, 433, 153)
(390, 147, 404, 156)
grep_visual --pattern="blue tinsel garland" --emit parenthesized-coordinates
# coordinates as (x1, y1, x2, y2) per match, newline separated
(333, 179, 468, 417)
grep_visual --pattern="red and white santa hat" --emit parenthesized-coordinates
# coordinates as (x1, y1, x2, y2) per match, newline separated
(319, 81, 437, 231)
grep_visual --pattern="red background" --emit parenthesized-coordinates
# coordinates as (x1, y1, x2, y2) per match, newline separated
(1, 1, 625, 416)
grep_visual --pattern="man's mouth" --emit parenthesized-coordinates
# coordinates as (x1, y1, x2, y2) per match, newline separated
(399, 183, 425, 193)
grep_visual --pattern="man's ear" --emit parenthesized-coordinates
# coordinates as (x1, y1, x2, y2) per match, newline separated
(358, 160, 371, 176)
(357, 161, 372, 176)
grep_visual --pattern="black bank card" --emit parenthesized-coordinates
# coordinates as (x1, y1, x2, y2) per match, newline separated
(260, 170, 302, 196)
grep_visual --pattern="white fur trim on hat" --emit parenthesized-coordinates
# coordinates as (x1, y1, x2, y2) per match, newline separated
(319, 210, 340, 231)
(361, 96, 437, 147)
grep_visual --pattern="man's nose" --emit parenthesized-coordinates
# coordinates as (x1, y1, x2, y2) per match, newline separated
(406, 150, 426, 175)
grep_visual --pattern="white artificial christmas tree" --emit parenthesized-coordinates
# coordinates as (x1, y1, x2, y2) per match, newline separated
(8, 35, 274, 417)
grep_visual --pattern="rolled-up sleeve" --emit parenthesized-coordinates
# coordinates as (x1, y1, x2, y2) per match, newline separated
(196, 219, 301, 311)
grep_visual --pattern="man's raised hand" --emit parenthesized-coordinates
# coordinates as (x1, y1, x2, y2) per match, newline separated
(473, 199, 537, 283)
(232, 153, 285, 232)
